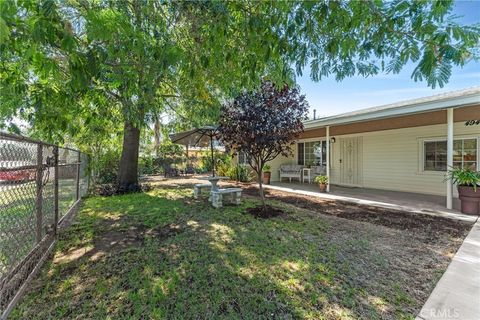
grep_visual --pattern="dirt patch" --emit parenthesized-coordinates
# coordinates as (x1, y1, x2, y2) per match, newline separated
(246, 205, 284, 219)
(140, 175, 208, 189)
(94, 223, 184, 252)
(54, 223, 185, 267)
(95, 183, 153, 196)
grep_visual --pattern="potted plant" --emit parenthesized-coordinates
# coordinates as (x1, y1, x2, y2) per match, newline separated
(262, 164, 271, 185)
(446, 167, 480, 214)
(314, 175, 328, 193)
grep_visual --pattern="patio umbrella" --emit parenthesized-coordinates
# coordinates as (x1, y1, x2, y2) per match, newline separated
(169, 126, 219, 176)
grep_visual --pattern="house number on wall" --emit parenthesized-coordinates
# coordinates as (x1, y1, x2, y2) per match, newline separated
(465, 120, 480, 126)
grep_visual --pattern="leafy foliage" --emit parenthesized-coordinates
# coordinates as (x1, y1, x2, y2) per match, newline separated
(446, 167, 480, 191)
(219, 81, 308, 207)
(1, 0, 479, 188)
(216, 158, 253, 182)
(199, 150, 229, 173)
(289, 0, 480, 88)
(314, 175, 329, 185)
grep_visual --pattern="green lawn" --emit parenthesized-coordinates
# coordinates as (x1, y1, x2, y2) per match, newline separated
(9, 186, 463, 319)
(0, 179, 77, 277)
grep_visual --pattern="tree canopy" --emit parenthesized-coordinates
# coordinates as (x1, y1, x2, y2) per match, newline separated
(1, 0, 479, 188)
(219, 81, 309, 207)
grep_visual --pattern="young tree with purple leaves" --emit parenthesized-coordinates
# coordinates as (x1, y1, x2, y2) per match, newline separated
(219, 82, 308, 210)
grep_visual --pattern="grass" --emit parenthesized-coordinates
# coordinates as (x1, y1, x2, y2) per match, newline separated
(9, 186, 462, 319)
(0, 179, 78, 277)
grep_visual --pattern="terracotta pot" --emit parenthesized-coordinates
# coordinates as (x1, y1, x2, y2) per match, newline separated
(319, 183, 327, 193)
(458, 185, 480, 215)
(263, 171, 271, 185)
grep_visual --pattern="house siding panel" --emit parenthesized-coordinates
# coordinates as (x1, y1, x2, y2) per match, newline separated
(359, 122, 479, 196)
(270, 121, 480, 197)
(267, 144, 298, 182)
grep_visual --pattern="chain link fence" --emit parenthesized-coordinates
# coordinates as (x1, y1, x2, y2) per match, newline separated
(0, 132, 88, 319)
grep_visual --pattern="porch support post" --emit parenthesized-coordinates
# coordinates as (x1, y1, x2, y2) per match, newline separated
(326, 126, 330, 192)
(446, 108, 454, 209)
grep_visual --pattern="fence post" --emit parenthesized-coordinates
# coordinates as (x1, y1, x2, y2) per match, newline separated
(53, 146, 59, 235)
(35, 144, 43, 243)
(76, 151, 81, 200)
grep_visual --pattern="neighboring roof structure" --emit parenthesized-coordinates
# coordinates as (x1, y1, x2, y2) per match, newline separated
(304, 86, 480, 129)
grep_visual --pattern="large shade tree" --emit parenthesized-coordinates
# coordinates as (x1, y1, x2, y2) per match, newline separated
(219, 82, 308, 209)
(1, 0, 479, 190)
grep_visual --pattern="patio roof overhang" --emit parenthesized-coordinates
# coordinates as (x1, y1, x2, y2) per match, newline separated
(169, 125, 220, 176)
(169, 125, 218, 148)
(304, 86, 480, 129)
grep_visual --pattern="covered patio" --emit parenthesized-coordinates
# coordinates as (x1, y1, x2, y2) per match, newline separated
(258, 88, 480, 215)
(265, 181, 477, 222)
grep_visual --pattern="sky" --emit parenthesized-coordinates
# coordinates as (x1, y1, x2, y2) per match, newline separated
(297, 0, 480, 118)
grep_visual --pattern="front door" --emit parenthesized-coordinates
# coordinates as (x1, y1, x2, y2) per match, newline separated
(339, 137, 363, 187)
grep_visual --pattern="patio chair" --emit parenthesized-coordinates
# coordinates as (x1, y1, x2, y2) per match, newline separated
(311, 165, 326, 180)
(185, 166, 195, 175)
(164, 166, 179, 178)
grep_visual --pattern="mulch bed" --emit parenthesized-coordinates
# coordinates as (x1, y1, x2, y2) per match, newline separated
(223, 182, 473, 242)
(140, 176, 473, 241)
(246, 205, 284, 219)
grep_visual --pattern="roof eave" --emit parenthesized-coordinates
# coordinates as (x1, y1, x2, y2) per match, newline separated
(304, 93, 480, 129)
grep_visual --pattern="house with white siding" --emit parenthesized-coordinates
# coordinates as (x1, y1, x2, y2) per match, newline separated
(238, 87, 480, 210)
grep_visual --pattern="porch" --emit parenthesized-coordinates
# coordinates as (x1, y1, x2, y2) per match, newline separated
(265, 182, 477, 222)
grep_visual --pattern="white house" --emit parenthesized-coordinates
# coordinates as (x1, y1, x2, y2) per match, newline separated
(238, 87, 480, 210)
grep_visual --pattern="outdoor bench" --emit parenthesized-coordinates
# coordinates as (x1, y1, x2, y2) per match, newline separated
(193, 183, 212, 199)
(211, 188, 242, 208)
(279, 164, 303, 182)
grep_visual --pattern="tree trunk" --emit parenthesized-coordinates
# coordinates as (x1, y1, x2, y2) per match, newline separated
(118, 121, 140, 191)
(154, 114, 161, 158)
(258, 171, 266, 209)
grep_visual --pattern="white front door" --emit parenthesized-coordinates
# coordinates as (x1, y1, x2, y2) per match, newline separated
(339, 137, 363, 187)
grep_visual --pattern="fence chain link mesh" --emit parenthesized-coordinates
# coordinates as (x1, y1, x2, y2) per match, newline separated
(0, 132, 88, 318)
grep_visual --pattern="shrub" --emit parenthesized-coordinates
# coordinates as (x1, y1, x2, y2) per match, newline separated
(216, 158, 232, 177)
(314, 175, 328, 184)
(95, 149, 121, 184)
(138, 155, 165, 176)
(200, 150, 230, 172)
(231, 164, 252, 182)
(96, 183, 152, 196)
(446, 167, 480, 191)
(139, 155, 154, 175)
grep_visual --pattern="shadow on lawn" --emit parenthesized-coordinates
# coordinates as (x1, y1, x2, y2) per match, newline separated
(11, 188, 453, 319)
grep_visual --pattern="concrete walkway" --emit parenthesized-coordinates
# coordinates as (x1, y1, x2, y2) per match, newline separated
(264, 183, 477, 222)
(417, 220, 480, 320)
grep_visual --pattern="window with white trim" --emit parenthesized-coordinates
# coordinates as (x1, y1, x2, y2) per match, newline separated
(297, 141, 326, 166)
(238, 151, 249, 165)
(424, 138, 478, 171)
